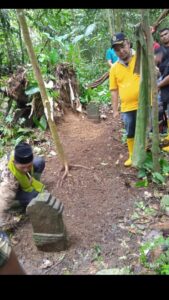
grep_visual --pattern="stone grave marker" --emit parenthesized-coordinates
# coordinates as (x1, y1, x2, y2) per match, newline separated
(27, 192, 67, 252)
(86, 101, 100, 123)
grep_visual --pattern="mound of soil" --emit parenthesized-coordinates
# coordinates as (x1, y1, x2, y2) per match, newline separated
(13, 111, 150, 274)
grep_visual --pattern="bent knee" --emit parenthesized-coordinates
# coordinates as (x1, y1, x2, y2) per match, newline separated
(33, 157, 45, 173)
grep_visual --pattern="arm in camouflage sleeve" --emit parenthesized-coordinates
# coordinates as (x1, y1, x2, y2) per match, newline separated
(0, 231, 25, 274)
(0, 168, 19, 225)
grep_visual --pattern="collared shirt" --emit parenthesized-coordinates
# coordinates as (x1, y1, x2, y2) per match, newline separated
(118, 49, 135, 66)
(109, 50, 140, 112)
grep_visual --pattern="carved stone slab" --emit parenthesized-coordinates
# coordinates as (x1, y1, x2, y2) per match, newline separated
(27, 192, 67, 252)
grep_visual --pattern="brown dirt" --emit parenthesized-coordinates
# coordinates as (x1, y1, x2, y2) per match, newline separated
(13, 111, 152, 274)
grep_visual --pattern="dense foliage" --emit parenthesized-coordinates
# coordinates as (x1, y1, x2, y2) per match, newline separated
(0, 9, 169, 154)
(1, 9, 168, 103)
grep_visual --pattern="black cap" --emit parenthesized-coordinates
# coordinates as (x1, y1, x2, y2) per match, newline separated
(111, 33, 127, 48)
(14, 142, 33, 164)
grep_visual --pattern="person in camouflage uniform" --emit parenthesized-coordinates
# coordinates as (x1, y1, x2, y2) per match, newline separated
(0, 142, 45, 212)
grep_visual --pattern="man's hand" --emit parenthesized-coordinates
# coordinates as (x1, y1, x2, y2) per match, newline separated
(27, 172, 33, 184)
(113, 111, 119, 118)
(157, 82, 161, 91)
(111, 90, 119, 118)
(150, 26, 155, 34)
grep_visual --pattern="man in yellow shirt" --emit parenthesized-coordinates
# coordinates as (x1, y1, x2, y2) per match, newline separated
(109, 33, 140, 166)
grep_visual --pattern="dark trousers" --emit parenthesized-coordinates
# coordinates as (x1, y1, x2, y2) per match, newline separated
(15, 157, 45, 207)
(121, 110, 137, 138)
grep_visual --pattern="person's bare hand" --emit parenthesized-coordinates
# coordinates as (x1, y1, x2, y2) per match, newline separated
(113, 111, 119, 118)
(27, 172, 33, 183)
(150, 26, 155, 34)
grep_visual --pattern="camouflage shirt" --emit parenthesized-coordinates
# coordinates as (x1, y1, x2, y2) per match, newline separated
(0, 154, 19, 228)
(0, 231, 11, 267)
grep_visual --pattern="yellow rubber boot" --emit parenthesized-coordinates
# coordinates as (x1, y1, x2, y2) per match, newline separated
(124, 138, 134, 167)
(162, 146, 169, 152)
(164, 120, 169, 141)
(162, 120, 169, 151)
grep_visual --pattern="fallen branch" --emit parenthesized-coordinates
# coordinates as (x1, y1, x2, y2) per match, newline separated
(86, 10, 169, 90)
(43, 253, 66, 274)
(86, 71, 109, 89)
(120, 172, 136, 178)
(152, 9, 169, 32)
(69, 164, 93, 170)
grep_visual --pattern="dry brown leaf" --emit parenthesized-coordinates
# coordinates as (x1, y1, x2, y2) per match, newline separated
(128, 228, 137, 234)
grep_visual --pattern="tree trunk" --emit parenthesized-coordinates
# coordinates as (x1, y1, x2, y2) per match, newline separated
(17, 19, 25, 65)
(111, 10, 115, 35)
(16, 9, 68, 170)
(71, 10, 81, 64)
(132, 20, 150, 167)
(114, 9, 122, 32)
(0, 10, 13, 71)
(106, 9, 113, 37)
(132, 9, 160, 172)
(142, 9, 160, 172)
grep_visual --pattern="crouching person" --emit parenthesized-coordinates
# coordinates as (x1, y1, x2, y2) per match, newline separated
(0, 142, 45, 210)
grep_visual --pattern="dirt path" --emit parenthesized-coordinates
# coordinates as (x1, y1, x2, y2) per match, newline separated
(13, 111, 149, 274)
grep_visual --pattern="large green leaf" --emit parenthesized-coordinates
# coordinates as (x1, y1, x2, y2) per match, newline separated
(39, 115, 47, 130)
(33, 116, 43, 130)
(72, 34, 84, 44)
(49, 50, 59, 65)
(53, 36, 65, 47)
(55, 33, 69, 41)
(17, 128, 34, 134)
(137, 169, 146, 179)
(25, 87, 40, 95)
(14, 136, 26, 146)
(33, 115, 47, 131)
(143, 155, 153, 171)
(160, 158, 169, 174)
(38, 53, 48, 63)
(152, 172, 165, 184)
(42, 32, 54, 40)
(135, 178, 148, 187)
(84, 23, 96, 36)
